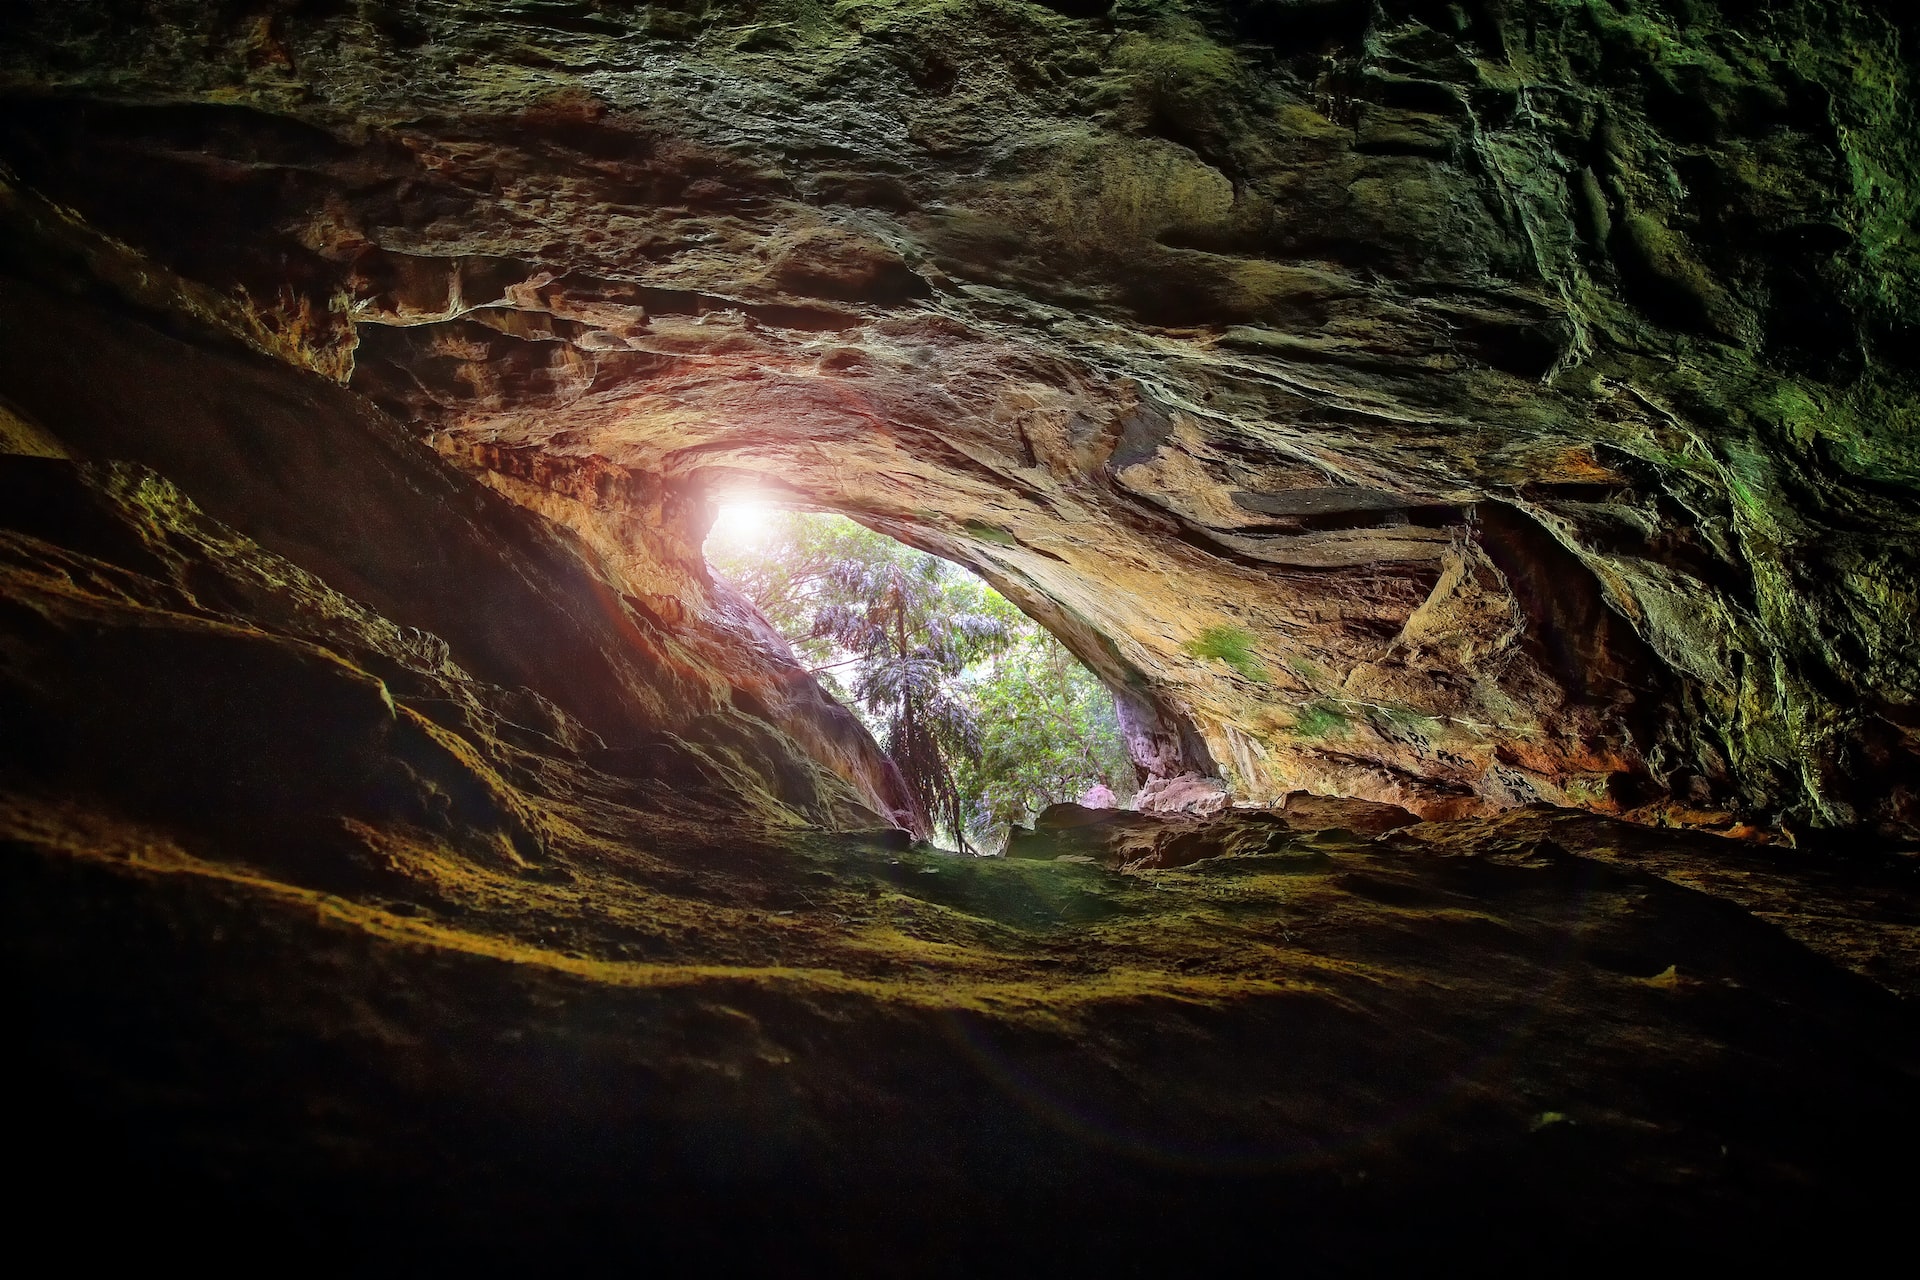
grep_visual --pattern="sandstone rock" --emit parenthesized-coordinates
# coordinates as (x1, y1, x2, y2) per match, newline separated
(1134, 772, 1233, 816)
(1014, 794, 1408, 871)
(1275, 790, 1422, 837)
(0, 276, 916, 837)
(2, 0, 1914, 834)
(1033, 802, 1114, 831)
(1007, 804, 1173, 865)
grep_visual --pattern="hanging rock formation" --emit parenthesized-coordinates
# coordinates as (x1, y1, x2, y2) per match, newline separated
(5, 0, 1918, 833)
(3, 1, 1920, 1268)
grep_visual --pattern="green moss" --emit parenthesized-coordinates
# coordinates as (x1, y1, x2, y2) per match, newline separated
(1759, 382, 1824, 449)
(1185, 626, 1267, 682)
(1717, 439, 1794, 541)
(1561, 775, 1613, 806)
(1620, 212, 1744, 340)
(1826, 38, 1920, 324)
(1292, 700, 1351, 739)
(1761, 377, 1920, 491)
(1632, 443, 1712, 475)
(869, 848, 1131, 930)
(1113, 30, 1234, 92)
(962, 519, 1019, 547)
(1110, 20, 1237, 130)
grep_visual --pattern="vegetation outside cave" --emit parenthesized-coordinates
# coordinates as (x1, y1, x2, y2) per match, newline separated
(706, 505, 1135, 851)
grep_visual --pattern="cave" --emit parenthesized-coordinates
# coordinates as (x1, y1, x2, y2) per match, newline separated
(3, 0, 1919, 1269)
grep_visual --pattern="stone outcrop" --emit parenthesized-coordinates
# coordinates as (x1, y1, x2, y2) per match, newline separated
(10, 742, 1920, 1266)
(1008, 790, 1419, 866)
(1132, 769, 1233, 814)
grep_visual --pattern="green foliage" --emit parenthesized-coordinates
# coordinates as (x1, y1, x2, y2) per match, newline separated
(710, 510, 1133, 849)
(816, 552, 1007, 849)
(1292, 700, 1351, 739)
(1185, 625, 1267, 682)
(1365, 702, 1444, 743)
(956, 627, 1136, 839)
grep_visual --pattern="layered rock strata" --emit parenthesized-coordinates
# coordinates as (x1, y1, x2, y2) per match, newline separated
(1, 0, 1915, 834)
(0, 270, 922, 838)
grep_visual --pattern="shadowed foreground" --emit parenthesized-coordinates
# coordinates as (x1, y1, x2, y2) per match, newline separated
(10, 781, 1920, 1268)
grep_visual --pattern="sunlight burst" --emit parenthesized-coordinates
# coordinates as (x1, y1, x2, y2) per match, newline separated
(709, 500, 774, 548)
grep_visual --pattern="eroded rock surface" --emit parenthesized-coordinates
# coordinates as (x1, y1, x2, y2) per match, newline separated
(9, 712, 1920, 1265)
(1, 0, 1916, 832)
(1008, 790, 1419, 867)
(0, 279, 921, 836)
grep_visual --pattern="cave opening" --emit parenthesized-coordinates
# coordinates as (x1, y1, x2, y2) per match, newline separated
(4, 0, 1920, 1265)
(703, 497, 1135, 851)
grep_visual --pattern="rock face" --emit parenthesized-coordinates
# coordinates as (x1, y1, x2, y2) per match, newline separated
(1, 0, 1916, 834)
(0, 272, 922, 838)
(4, 1, 1920, 1267)
(10, 744, 1920, 1266)
(1133, 769, 1234, 814)
(1008, 791, 1419, 867)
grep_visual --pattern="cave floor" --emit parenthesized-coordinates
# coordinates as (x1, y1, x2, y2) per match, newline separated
(9, 781, 1920, 1271)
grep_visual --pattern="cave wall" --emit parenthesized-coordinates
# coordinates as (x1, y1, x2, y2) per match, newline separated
(1, 0, 1916, 835)
(0, 201, 922, 837)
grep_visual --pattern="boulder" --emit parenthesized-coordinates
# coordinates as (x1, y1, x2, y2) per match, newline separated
(1134, 773, 1233, 817)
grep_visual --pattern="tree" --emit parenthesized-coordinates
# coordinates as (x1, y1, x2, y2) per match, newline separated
(955, 616, 1135, 842)
(811, 551, 1010, 850)
(708, 508, 1133, 851)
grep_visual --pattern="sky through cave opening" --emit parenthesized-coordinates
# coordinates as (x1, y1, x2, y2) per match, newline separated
(705, 501, 1135, 851)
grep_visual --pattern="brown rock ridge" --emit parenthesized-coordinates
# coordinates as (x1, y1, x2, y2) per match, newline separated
(1006, 791, 1420, 867)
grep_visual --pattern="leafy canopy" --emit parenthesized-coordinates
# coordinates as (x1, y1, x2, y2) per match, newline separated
(708, 508, 1134, 848)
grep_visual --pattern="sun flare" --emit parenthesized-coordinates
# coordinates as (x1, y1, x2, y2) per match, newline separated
(709, 500, 774, 548)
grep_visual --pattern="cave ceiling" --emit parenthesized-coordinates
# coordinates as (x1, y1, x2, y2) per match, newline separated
(2, 0, 1918, 834)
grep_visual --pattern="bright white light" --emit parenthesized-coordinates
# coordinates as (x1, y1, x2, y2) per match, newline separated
(709, 500, 773, 547)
